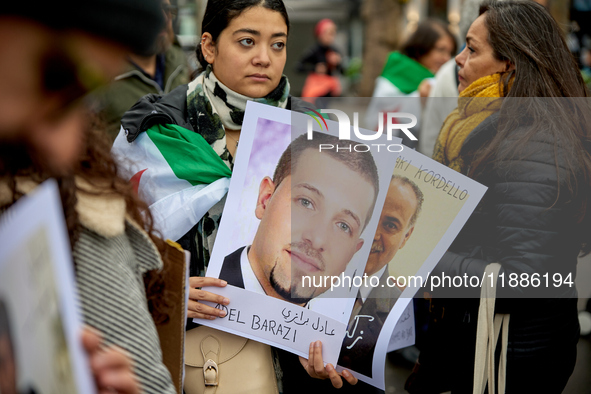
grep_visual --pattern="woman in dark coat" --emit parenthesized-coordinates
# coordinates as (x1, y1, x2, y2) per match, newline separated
(410, 1, 591, 393)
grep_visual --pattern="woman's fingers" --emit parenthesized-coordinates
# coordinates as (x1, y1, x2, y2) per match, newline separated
(326, 364, 343, 389)
(187, 299, 227, 319)
(89, 344, 139, 394)
(80, 326, 102, 354)
(341, 369, 358, 386)
(187, 276, 229, 320)
(299, 341, 357, 389)
(189, 276, 227, 288)
(312, 341, 327, 378)
(96, 366, 139, 394)
(188, 287, 230, 306)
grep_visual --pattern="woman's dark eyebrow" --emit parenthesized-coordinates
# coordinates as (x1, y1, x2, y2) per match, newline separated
(233, 28, 287, 38)
(234, 28, 260, 36)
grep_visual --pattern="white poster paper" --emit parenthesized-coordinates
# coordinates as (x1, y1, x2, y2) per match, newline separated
(197, 102, 401, 363)
(0, 180, 95, 394)
(342, 147, 487, 388)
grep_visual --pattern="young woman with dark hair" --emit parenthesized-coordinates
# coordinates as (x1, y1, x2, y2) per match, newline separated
(400, 20, 458, 74)
(366, 19, 457, 147)
(372, 19, 457, 97)
(409, 1, 591, 392)
(112, 0, 359, 391)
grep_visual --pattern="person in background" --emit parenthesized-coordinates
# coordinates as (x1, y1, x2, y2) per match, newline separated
(95, 0, 190, 141)
(418, 0, 482, 156)
(365, 20, 456, 148)
(416, 59, 458, 156)
(408, 1, 591, 392)
(297, 18, 344, 98)
(0, 1, 169, 393)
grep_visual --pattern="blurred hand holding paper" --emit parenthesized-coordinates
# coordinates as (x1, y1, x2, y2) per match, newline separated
(0, 180, 95, 394)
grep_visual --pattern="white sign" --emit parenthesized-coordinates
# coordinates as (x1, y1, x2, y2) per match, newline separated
(197, 102, 401, 364)
(0, 180, 96, 394)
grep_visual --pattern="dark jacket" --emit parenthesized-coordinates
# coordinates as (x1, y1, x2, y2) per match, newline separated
(414, 111, 582, 393)
(433, 112, 581, 301)
(219, 246, 246, 289)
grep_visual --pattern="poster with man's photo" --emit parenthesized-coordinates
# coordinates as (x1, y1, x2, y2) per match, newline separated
(338, 147, 487, 388)
(0, 180, 96, 394)
(197, 102, 487, 389)
(197, 102, 401, 364)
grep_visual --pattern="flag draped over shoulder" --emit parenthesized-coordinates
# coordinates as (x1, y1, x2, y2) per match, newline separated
(112, 123, 232, 241)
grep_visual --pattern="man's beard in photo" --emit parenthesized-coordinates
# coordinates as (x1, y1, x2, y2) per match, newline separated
(269, 264, 311, 305)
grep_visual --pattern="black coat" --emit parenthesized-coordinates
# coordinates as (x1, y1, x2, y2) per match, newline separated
(296, 43, 343, 76)
(414, 111, 582, 393)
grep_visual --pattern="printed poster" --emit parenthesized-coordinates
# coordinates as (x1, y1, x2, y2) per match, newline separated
(197, 102, 401, 364)
(0, 180, 96, 394)
(340, 147, 487, 388)
(197, 101, 487, 390)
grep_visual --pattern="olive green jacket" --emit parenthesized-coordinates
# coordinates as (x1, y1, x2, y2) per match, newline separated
(97, 44, 190, 142)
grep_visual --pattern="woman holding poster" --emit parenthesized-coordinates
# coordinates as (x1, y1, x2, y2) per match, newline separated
(409, 1, 591, 393)
(112, 0, 358, 391)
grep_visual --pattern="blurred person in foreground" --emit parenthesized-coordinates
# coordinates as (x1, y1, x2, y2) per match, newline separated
(365, 20, 457, 148)
(95, 0, 190, 142)
(0, 1, 172, 393)
(407, 1, 591, 392)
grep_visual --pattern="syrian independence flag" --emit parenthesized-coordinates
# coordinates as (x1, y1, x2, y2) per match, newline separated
(112, 123, 231, 241)
(364, 52, 433, 131)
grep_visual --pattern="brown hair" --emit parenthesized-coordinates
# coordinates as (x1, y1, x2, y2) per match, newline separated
(0, 113, 170, 323)
(401, 19, 457, 63)
(468, 0, 591, 255)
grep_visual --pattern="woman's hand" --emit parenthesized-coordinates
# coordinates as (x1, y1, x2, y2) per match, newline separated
(299, 340, 357, 389)
(188, 276, 230, 320)
(419, 79, 433, 107)
(81, 327, 140, 394)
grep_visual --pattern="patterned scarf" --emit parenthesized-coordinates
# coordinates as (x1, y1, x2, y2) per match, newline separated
(184, 65, 290, 274)
(186, 65, 290, 168)
(433, 73, 511, 172)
